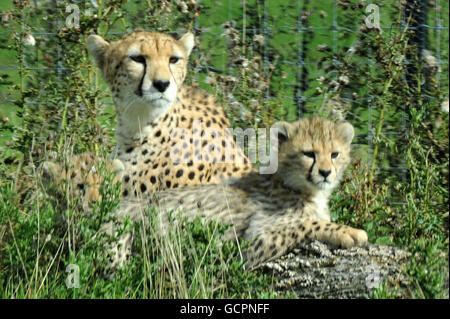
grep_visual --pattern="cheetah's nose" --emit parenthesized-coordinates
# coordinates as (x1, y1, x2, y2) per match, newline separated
(153, 80, 170, 93)
(319, 170, 331, 178)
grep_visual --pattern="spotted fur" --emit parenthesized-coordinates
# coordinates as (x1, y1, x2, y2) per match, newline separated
(110, 117, 368, 269)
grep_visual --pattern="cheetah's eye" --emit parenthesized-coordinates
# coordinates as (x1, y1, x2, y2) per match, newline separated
(129, 55, 146, 64)
(302, 151, 315, 159)
(331, 152, 340, 159)
(169, 56, 180, 64)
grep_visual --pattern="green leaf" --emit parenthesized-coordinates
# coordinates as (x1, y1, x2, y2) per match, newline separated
(375, 236, 393, 245)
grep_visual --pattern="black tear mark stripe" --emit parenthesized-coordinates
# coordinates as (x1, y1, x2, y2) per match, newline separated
(307, 156, 316, 182)
(137, 58, 147, 97)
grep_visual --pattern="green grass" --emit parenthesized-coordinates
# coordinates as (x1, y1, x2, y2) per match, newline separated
(0, 166, 277, 298)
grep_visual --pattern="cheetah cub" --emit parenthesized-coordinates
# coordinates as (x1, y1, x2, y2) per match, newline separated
(113, 117, 368, 269)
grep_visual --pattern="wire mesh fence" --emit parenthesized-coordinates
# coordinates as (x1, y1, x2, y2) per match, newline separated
(0, 0, 448, 185)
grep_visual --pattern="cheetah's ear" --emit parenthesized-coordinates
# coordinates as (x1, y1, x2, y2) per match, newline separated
(87, 35, 110, 70)
(336, 122, 354, 145)
(272, 121, 293, 145)
(40, 161, 62, 182)
(179, 32, 195, 56)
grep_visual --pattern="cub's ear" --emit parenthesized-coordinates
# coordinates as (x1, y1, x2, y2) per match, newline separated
(87, 35, 110, 69)
(336, 122, 355, 144)
(272, 121, 293, 146)
(40, 161, 62, 182)
(179, 32, 195, 56)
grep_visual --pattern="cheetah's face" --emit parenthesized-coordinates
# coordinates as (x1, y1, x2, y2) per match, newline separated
(87, 31, 194, 111)
(274, 118, 354, 193)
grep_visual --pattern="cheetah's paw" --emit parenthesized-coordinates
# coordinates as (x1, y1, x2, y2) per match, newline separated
(335, 227, 368, 248)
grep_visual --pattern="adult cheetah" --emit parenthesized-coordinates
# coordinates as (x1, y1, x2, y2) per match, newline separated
(42, 30, 252, 204)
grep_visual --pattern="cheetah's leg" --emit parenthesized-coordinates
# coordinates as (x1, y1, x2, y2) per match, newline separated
(304, 219, 368, 248)
(244, 219, 368, 269)
(100, 200, 148, 274)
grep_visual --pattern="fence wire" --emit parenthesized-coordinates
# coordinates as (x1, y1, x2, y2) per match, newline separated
(0, 0, 448, 191)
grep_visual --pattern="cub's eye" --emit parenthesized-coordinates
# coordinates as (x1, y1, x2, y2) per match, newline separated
(331, 152, 340, 159)
(169, 56, 180, 64)
(302, 151, 315, 159)
(129, 55, 146, 64)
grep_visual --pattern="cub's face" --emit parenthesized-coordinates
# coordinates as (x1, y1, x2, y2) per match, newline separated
(87, 31, 194, 111)
(275, 118, 354, 193)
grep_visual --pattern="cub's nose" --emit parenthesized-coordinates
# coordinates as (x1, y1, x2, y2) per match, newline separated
(319, 170, 331, 178)
(153, 80, 170, 93)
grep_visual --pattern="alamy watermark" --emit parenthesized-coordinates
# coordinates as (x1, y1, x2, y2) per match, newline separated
(66, 264, 80, 288)
(169, 120, 281, 174)
(365, 4, 382, 33)
(65, 2, 382, 32)
(65, 1, 99, 29)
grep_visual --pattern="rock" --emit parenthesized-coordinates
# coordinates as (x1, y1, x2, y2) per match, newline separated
(263, 241, 411, 298)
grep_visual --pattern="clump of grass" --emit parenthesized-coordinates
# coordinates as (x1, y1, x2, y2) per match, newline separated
(0, 162, 276, 298)
(325, 4, 449, 297)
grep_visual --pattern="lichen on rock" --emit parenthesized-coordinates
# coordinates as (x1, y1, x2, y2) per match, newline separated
(264, 241, 412, 298)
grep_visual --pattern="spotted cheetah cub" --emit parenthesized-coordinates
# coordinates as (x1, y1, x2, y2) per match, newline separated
(113, 117, 368, 269)
(41, 153, 123, 211)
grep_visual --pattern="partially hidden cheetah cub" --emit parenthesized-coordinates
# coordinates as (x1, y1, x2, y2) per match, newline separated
(111, 117, 368, 269)
(41, 153, 123, 212)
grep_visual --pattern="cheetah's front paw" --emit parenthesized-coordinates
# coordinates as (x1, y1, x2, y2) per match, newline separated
(335, 227, 368, 248)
